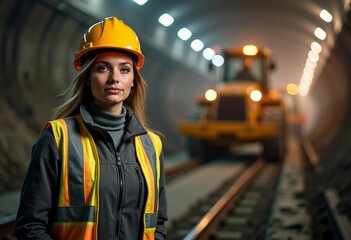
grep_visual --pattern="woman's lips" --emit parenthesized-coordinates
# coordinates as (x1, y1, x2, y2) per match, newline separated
(105, 87, 121, 94)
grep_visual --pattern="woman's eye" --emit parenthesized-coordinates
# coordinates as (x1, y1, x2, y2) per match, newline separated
(121, 67, 131, 74)
(96, 65, 109, 72)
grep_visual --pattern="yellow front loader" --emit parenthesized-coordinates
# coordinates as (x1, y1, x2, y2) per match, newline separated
(180, 45, 286, 162)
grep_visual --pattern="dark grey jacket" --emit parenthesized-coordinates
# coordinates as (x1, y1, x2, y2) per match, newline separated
(15, 105, 168, 239)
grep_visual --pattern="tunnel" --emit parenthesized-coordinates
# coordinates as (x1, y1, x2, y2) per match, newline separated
(1, 0, 351, 239)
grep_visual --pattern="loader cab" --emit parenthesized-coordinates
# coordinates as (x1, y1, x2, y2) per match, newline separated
(222, 45, 274, 94)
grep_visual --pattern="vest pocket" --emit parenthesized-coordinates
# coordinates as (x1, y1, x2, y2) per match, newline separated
(134, 167, 143, 211)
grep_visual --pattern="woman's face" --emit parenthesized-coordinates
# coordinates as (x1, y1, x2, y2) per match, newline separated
(88, 51, 134, 114)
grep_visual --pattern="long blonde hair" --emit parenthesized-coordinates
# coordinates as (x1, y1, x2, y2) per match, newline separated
(54, 54, 148, 128)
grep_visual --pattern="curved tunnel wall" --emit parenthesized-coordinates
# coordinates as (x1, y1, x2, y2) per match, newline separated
(0, 0, 351, 192)
(301, 10, 351, 158)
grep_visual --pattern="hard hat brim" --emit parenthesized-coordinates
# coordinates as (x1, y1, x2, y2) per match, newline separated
(74, 46, 145, 71)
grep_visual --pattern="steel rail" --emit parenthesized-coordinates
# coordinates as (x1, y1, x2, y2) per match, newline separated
(165, 158, 200, 180)
(300, 137, 319, 167)
(324, 189, 351, 239)
(183, 159, 265, 240)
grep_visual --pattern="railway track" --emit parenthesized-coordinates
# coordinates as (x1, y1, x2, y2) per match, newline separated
(166, 140, 351, 240)
(167, 159, 281, 240)
(1, 142, 351, 239)
(165, 158, 200, 183)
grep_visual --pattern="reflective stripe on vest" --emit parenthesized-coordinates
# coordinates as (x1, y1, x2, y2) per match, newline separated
(135, 131, 162, 238)
(44, 115, 161, 240)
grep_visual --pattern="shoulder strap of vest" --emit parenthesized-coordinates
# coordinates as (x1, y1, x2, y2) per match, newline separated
(134, 131, 162, 232)
(147, 131, 162, 158)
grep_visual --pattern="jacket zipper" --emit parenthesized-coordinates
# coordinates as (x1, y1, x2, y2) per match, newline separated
(115, 152, 123, 239)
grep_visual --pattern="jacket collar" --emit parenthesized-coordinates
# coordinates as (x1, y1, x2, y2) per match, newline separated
(79, 103, 147, 139)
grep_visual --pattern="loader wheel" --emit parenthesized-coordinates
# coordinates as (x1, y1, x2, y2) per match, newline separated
(186, 137, 204, 158)
(184, 105, 206, 158)
(261, 103, 286, 162)
(263, 138, 281, 162)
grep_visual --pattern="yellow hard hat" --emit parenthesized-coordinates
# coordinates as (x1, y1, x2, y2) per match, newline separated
(74, 16, 145, 70)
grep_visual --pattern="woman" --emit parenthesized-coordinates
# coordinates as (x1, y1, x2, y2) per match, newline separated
(15, 16, 167, 240)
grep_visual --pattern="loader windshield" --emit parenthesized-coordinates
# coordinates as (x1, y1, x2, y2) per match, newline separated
(223, 55, 264, 84)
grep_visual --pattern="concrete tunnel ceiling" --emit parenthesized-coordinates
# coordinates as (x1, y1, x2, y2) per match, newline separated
(58, 0, 347, 91)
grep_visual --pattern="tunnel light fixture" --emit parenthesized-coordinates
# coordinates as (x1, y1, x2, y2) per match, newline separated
(212, 55, 224, 67)
(286, 83, 298, 96)
(250, 90, 262, 102)
(302, 74, 313, 86)
(308, 50, 320, 62)
(158, 13, 174, 27)
(298, 83, 309, 96)
(303, 67, 314, 79)
(243, 45, 258, 56)
(299, 55, 319, 96)
(177, 28, 192, 41)
(299, 76, 312, 92)
(132, 0, 148, 5)
(203, 48, 216, 60)
(320, 9, 333, 23)
(305, 58, 317, 69)
(299, 33, 325, 96)
(205, 89, 217, 101)
(314, 27, 327, 40)
(311, 41, 322, 54)
(190, 39, 204, 52)
(298, 67, 314, 96)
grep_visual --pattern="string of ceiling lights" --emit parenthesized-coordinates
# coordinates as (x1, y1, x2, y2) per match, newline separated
(132, 1, 334, 97)
(131, 0, 225, 67)
(287, 9, 333, 96)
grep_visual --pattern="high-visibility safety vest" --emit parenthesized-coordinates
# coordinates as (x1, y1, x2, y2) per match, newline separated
(44, 114, 162, 240)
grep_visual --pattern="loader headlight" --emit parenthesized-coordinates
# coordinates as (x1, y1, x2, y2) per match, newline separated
(250, 90, 262, 102)
(205, 89, 217, 101)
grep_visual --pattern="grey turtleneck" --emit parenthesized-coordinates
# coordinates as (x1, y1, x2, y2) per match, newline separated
(88, 102, 126, 150)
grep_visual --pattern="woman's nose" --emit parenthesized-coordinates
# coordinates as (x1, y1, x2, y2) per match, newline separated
(109, 70, 119, 83)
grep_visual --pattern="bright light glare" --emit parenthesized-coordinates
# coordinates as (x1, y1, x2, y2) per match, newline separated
(303, 68, 314, 79)
(158, 13, 174, 27)
(305, 58, 317, 69)
(301, 76, 312, 84)
(314, 27, 327, 40)
(177, 28, 192, 41)
(308, 50, 320, 62)
(132, 0, 148, 5)
(203, 48, 216, 60)
(311, 42, 322, 54)
(212, 55, 224, 67)
(250, 90, 262, 102)
(320, 9, 333, 22)
(287, 83, 298, 96)
(243, 45, 258, 56)
(298, 83, 309, 96)
(299, 41, 323, 97)
(205, 89, 217, 101)
(191, 39, 204, 52)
